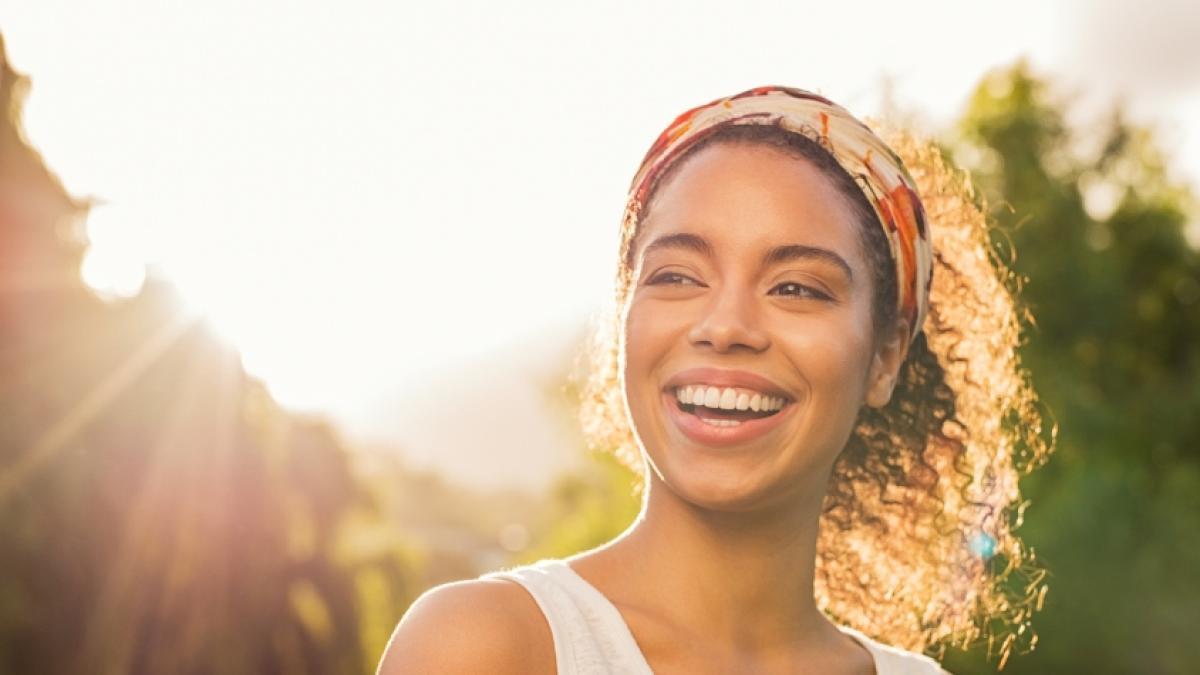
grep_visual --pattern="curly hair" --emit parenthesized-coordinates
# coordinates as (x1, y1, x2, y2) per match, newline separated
(576, 122, 1056, 666)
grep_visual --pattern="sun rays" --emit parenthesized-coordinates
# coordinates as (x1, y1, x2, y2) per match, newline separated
(0, 310, 198, 506)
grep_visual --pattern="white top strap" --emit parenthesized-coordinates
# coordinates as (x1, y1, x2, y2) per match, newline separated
(484, 559, 948, 675)
(483, 559, 654, 674)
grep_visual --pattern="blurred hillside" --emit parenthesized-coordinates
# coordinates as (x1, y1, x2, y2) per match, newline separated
(0, 33, 421, 673)
(346, 318, 594, 493)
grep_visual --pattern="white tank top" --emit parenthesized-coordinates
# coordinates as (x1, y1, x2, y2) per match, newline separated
(481, 558, 950, 675)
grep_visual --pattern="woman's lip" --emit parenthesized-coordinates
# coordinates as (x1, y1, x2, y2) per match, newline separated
(663, 390, 794, 448)
(663, 367, 792, 401)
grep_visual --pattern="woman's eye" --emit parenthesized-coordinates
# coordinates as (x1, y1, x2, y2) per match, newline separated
(647, 272, 700, 286)
(771, 282, 831, 301)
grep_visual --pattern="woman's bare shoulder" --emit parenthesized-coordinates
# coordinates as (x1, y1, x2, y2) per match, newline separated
(375, 577, 554, 675)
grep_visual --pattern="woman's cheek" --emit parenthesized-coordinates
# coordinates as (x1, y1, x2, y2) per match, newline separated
(620, 301, 657, 416)
(622, 300, 683, 426)
(624, 296, 682, 363)
(780, 315, 871, 404)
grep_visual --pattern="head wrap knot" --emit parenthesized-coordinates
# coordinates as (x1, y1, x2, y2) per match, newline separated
(627, 85, 933, 347)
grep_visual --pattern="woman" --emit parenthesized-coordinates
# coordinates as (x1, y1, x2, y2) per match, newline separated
(378, 86, 1052, 674)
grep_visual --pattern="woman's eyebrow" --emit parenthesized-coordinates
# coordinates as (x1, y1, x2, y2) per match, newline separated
(642, 232, 713, 259)
(762, 244, 854, 283)
(643, 233, 854, 284)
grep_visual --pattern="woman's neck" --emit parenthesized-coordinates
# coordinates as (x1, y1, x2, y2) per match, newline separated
(590, 470, 835, 652)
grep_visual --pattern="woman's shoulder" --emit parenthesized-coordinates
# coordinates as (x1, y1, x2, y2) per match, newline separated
(840, 625, 953, 675)
(375, 576, 554, 675)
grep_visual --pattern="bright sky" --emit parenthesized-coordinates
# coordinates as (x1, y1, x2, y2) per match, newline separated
(4, 0, 1198, 429)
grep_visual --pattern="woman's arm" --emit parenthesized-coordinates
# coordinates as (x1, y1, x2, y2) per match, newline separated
(376, 578, 554, 675)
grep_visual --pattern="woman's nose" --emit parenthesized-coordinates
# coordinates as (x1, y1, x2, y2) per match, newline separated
(686, 286, 770, 354)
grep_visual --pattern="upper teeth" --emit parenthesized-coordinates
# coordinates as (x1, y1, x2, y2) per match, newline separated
(674, 386, 786, 412)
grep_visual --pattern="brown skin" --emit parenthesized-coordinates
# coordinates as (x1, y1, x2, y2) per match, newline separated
(377, 143, 910, 675)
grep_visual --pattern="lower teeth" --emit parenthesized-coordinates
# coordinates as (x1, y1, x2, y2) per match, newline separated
(700, 418, 742, 427)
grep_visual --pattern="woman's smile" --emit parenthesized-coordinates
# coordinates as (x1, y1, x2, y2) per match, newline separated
(663, 387, 797, 446)
(660, 367, 798, 447)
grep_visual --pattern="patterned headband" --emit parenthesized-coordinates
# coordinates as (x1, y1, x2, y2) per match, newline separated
(626, 85, 933, 347)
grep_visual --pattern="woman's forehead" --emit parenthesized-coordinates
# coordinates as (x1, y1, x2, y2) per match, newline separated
(635, 143, 864, 267)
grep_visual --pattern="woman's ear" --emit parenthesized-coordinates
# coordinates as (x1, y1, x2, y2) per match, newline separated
(864, 319, 910, 409)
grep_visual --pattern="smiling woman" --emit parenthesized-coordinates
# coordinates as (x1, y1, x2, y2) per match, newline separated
(377, 86, 1053, 674)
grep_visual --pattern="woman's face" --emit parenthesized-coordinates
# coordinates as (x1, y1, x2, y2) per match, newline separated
(621, 142, 907, 512)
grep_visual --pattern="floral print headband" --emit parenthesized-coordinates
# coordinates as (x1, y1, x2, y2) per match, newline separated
(626, 85, 933, 347)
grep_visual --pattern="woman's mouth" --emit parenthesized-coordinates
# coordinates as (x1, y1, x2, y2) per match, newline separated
(663, 385, 794, 446)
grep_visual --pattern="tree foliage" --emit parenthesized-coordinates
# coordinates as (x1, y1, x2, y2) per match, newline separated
(940, 61, 1200, 674)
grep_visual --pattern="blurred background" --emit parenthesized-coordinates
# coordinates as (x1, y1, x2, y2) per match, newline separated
(1, 1, 1197, 673)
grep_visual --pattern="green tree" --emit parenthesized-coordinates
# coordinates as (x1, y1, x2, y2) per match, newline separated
(941, 61, 1200, 674)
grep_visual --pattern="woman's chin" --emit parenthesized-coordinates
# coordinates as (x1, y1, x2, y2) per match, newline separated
(645, 441, 832, 516)
(654, 464, 777, 513)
